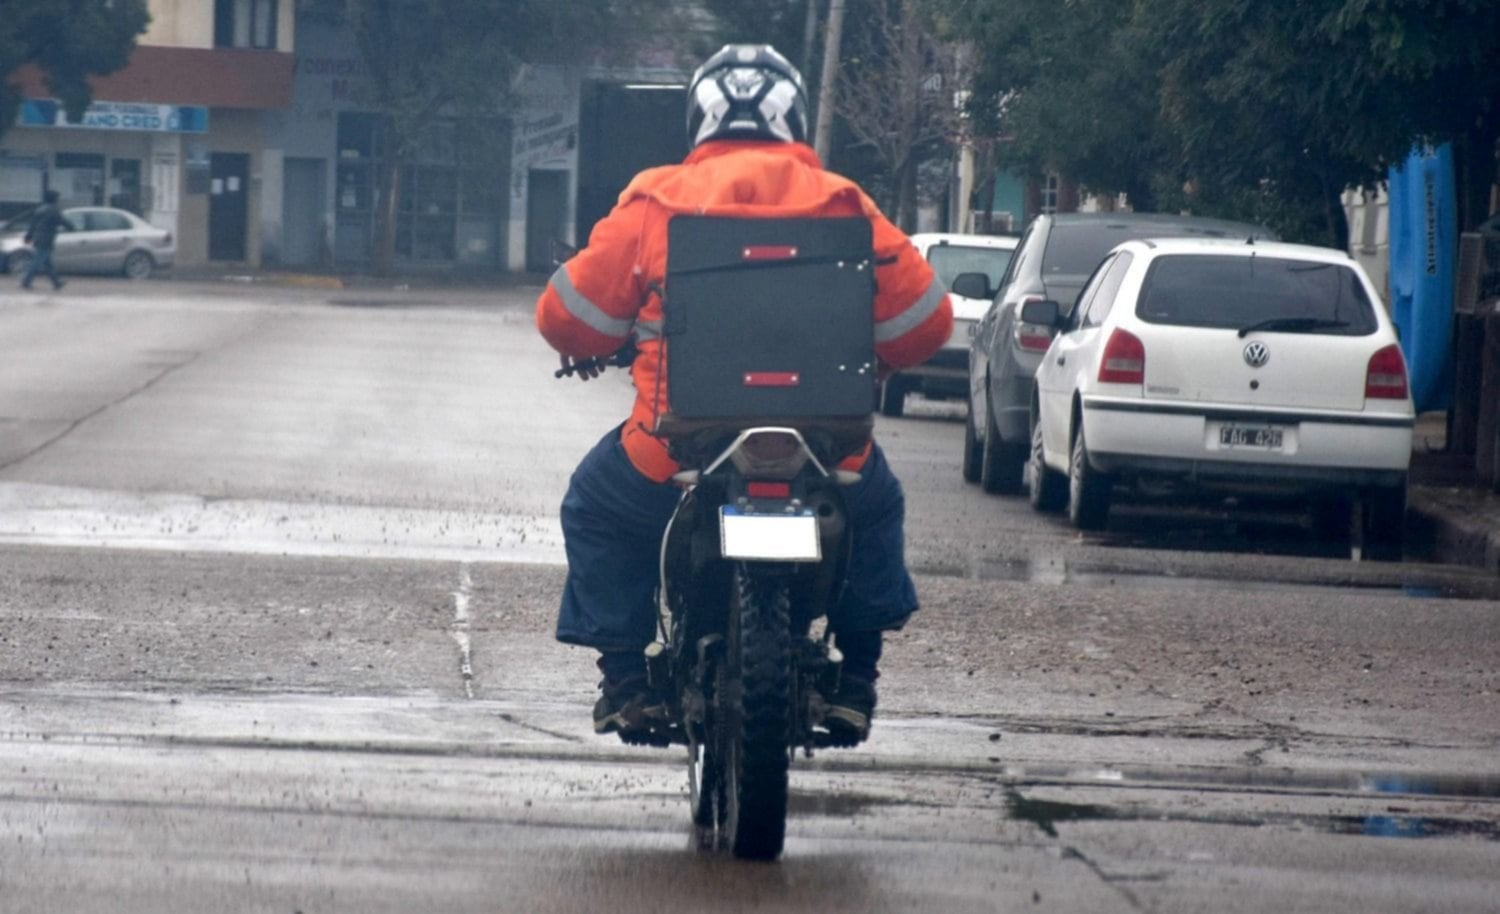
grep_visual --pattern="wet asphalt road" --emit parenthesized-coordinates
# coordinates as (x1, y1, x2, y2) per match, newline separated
(1, 278, 1498, 912)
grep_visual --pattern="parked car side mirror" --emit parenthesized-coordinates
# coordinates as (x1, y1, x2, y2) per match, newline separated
(950, 271, 991, 300)
(550, 238, 578, 266)
(1019, 298, 1062, 327)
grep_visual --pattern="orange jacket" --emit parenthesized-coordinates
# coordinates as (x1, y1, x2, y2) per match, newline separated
(537, 140, 952, 482)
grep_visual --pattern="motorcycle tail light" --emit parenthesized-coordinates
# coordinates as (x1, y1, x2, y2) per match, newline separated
(731, 430, 809, 479)
(747, 481, 792, 499)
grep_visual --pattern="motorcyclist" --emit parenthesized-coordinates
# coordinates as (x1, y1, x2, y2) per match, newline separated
(536, 44, 952, 743)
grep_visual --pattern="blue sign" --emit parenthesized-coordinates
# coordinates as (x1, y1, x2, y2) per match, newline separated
(19, 99, 209, 134)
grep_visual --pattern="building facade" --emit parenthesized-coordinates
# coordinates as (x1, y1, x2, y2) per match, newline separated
(3, 0, 296, 268)
(4, 2, 699, 274)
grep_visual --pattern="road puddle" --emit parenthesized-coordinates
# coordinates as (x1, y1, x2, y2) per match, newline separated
(931, 554, 1500, 601)
(1006, 788, 1500, 842)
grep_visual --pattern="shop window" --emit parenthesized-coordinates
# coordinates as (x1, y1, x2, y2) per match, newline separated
(54, 152, 105, 206)
(215, 0, 278, 49)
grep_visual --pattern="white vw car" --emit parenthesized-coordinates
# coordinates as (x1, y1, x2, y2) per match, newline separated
(1025, 238, 1414, 558)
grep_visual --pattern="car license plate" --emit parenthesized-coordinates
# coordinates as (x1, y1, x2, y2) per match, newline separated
(720, 505, 821, 562)
(1218, 424, 1284, 450)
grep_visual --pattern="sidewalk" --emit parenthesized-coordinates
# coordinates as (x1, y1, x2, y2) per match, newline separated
(1407, 412, 1500, 574)
(163, 264, 547, 292)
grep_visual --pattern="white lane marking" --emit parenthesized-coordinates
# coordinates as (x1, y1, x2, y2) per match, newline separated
(451, 564, 475, 699)
(0, 482, 565, 565)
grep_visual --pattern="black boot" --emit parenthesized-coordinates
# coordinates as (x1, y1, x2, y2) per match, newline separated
(825, 630, 883, 743)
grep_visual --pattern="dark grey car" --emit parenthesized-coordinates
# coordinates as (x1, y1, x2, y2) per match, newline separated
(964, 212, 1274, 493)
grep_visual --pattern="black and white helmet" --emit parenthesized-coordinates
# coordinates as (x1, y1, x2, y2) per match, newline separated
(687, 44, 810, 147)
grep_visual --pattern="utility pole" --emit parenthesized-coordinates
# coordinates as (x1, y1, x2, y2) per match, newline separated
(813, 0, 846, 162)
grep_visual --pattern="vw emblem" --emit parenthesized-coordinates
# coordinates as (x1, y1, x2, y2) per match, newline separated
(1243, 341, 1270, 368)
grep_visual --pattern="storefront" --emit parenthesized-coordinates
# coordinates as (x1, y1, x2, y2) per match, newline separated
(5, 44, 294, 267)
(266, 18, 512, 270)
(0, 99, 204, 227)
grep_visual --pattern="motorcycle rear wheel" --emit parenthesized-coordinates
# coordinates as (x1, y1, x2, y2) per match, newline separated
(721, 564, 792, 860)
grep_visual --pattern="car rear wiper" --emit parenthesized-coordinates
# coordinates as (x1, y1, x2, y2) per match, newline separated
(1237, 317, 1351, 338)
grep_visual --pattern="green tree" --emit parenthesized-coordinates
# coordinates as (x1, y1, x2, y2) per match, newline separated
(0, 0, 150, 146)
(1151, 0, 1500, 242)
(305, 0, 666, 274)
(940, 0, 1500, 244)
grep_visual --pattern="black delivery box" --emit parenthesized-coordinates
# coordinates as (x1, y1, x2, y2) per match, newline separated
(663, 215, 876, 419)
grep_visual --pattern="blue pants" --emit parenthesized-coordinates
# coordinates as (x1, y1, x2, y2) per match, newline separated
(556, 426, 919, 651)
(20, 245, 61, 289)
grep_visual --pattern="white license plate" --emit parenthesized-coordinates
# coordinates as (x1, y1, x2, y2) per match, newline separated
(720, 506, 821, 562)
(1219, 424, 1284, 450)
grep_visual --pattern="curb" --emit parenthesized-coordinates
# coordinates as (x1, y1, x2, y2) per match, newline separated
(1408, 488, 1500, 574)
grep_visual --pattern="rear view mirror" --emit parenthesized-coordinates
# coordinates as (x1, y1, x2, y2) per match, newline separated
(1019, 299, 1062, 327)
(550, 238, 578, 266)
(950, 271, 991, 300)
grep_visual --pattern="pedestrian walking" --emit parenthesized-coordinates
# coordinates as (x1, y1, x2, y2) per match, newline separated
(21, 189, 70, 291)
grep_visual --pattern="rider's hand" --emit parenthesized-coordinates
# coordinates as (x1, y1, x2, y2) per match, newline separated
(561, 354, 602, 381)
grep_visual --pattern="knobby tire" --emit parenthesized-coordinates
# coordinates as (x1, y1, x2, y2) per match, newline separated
(723, 564, 792, 860)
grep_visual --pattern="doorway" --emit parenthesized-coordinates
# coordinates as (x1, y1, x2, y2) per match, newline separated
(525, 169, 567, 273)
(209, 153, 249, 261)
(282, 157, 326, 267)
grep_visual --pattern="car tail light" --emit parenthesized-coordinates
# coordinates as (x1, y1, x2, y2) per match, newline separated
(1014, 296, 1053, 352)
(1098, 328, 1146, 384)
(1365, 344, 1409, 400)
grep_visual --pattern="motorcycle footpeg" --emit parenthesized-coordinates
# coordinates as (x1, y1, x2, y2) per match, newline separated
(812, 727, 864, 749)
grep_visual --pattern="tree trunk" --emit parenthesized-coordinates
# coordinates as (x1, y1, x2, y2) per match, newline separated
(1455, 92, 1499, 232)
(800, 0, 821, 79)
(896, 156, 918, 232)
(373, 157, 401, 276)
(1319, 165, 1349, 251)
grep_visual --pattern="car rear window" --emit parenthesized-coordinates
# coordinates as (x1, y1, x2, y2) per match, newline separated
(926, 244, 1013, 292)
(1136, 254, 1378, 334)
(1041, 222, 1260, 278)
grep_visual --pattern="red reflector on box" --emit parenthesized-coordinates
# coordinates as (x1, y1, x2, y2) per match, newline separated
(742, 245, 798, 261)
(743, 371, 800, 387)
(747, 481, 792, 499)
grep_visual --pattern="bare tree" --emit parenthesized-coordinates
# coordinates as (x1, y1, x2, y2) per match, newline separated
(835, 0, 965, 229)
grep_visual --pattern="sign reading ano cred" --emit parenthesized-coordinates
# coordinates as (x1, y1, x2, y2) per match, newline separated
(19, 99, 209, 134)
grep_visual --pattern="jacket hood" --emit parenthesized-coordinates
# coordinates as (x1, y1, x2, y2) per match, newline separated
(617, 140, 870, 218)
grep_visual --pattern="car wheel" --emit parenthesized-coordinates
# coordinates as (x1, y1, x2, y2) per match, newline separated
(1360, 482, 1406, 562)
(980, 389, 1025, 494)
(123, 250, 153, 280)
(1067, 423, 1112, 530)
(1028, 415, 1066, 512)
(8, 250, 33, 278)
(878, 377, 906, 418)
(961, 404, 982, 484)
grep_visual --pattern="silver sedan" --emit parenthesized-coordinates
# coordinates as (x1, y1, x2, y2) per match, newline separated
(1, 206, 175, 280)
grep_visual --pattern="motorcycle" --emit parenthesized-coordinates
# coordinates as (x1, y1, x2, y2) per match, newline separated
(554, 215, 880, 860)
(557, 348, 872, 860)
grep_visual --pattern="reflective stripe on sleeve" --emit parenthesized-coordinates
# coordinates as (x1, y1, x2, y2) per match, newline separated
(551, 265, 634, 339)
(634, 319, 663, 342)
(874, 277, 947, 344)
